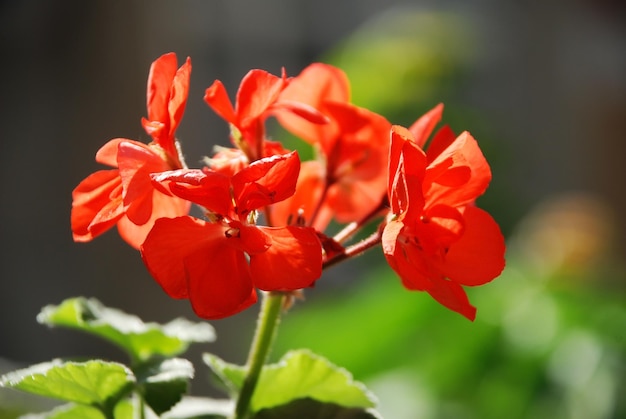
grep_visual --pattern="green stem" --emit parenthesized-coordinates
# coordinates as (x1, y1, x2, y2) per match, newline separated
(233, 291, 285, 419)
(101, 406, 115, 419)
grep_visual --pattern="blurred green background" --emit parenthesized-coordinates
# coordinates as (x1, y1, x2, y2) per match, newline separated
(1, 2, 624, 418)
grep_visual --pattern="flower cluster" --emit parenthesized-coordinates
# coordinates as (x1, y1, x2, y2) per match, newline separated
(72, 53, 505, 320)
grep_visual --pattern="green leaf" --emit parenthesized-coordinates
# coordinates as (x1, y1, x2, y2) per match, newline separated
(162, 396, 232, 419)
(202, 350, 377, 413)
(112, 398, 134, 419)
(18, 403, 105, 419)
(136, 358, 194, 415)
(0, 360, 135, 411)
(202, 353, 246, 397)
(251, 398, 383, 419)
(251, 350, 377, 412)
(37, 297, 215, 362)
(19, 399, 134, 419)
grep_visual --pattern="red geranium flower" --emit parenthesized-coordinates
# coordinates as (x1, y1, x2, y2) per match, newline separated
(382, 105, 505, 320)
(140, 151, 323, 319)
(71, 53, 192, 249)
(204, 68, 326, 165)
(271, 63, 391, 231)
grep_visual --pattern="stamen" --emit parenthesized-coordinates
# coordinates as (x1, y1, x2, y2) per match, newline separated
(296, 208, 306, 227)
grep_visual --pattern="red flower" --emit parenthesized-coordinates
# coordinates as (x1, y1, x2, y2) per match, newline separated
(271, 63, 391, 231)
(71, 53, 191, 249)
(140, 151, 323, 319)
(382, 105, 505, 320)
(204, 68, 326, 164)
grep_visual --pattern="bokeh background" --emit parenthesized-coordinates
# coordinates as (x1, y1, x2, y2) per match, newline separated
(1, 1, 625, 418)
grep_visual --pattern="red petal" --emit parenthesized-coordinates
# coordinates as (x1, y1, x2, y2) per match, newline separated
(152, 168, 232, 217)
(316, 107, 389, 224)
(388, 126, 424, 200)
(185, 238, 257, 320)
(141, 217, 223, 299)
(250, 226, 322, 291)
(401, 132, 429, 179)
(327, 104, 390, 179)
(141, 119, 166, 142)
(142, 54, 188, 160)
(267, 160, 326, 228)
(146, 53, 178, 123)
(232, 151, 300, 214)
(117, 190, 190, 250)
(233, 222, 272, 255)
(236, 69, 285, 123)
(282, 63, 350, 104)
(388, 127, 427, 217)
(71, 170, 124, 242)
(95, 138, 125, 167)
(314, 102, 371, 155)
(416, 204, 465, 254)
(88, 196, 125, 239)
(204, 80, 237, 125)
(117, 140, 170, 176)
(425, 125, 456, 163)
(382, 220, 478, 320)
(426, 278, 477, 321)
(140, 217, 257, 319)
(388, 155, 409, 216)
(263, 140, 292, 159)
(275, 63, 350, 144)
(324, 179, 383, 225)
(117, 141, 170, 225)
(439, 206, 506, 286)
(408, 103, 444, 148)
(143, 54, 190, 160)
(167, 57, 191, 138)
(429, 165, 472, 188)
(425, 132, 492, 208)
(271, 100, 329, 125)
(389, 126, 408, 174)
(382, 220, 432, 291)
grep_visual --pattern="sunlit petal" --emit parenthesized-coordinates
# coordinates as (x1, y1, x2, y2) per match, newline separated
(251, 226, 322, 291)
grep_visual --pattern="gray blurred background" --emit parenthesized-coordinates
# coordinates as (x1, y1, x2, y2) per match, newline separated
(1, 0, 625, 410)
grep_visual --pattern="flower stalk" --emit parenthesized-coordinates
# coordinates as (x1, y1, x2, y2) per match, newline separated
(323, 227, 383, 270)
(233, 291, 285, 419)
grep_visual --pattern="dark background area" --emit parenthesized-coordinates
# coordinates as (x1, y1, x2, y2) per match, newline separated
(1, 0, 625, 413)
